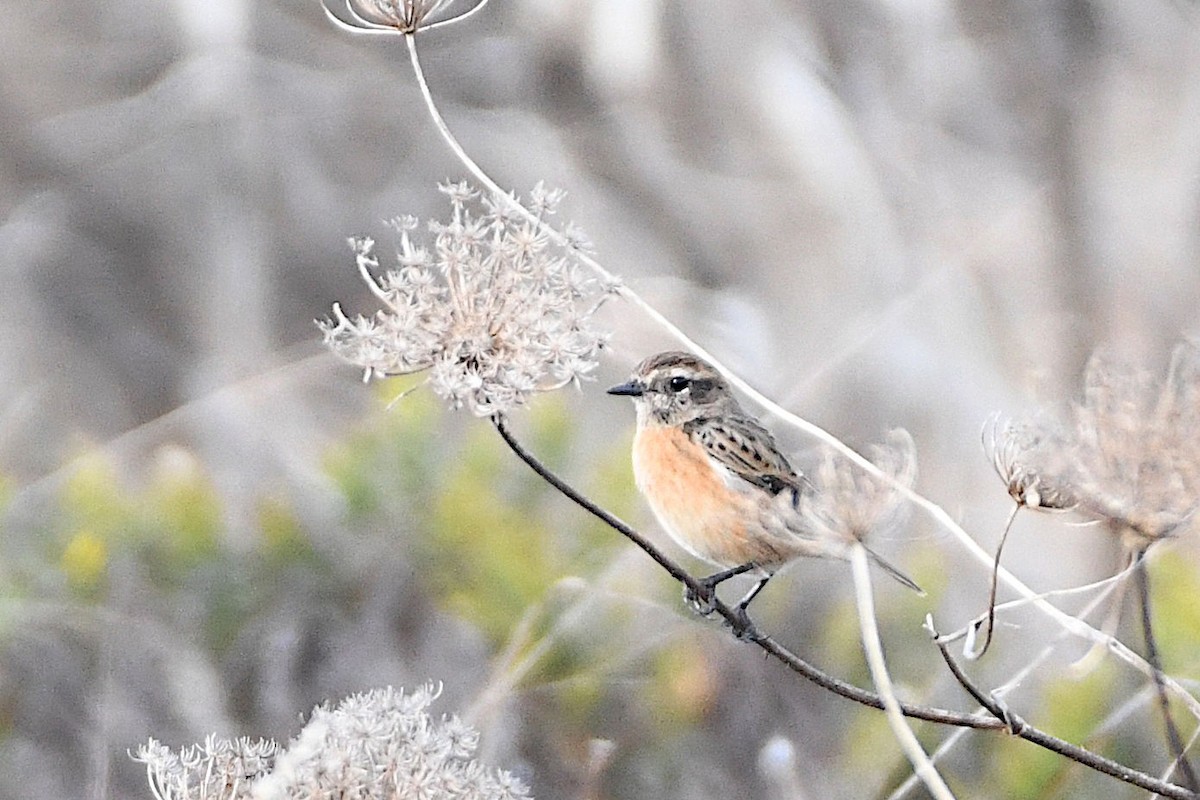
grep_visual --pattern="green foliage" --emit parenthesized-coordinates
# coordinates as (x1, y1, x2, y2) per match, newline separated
(59, 528, 108, 595)
(43, 444, 327, 655)
(323, 377, 438, 519)
(54, 450, 223, 595)
(257, 496, 317, 565)
(417, 395, 626, 648)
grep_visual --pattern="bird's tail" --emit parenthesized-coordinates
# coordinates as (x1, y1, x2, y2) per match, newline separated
(863, 545, 925, 596)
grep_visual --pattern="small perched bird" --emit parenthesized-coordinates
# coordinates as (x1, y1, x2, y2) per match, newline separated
(608, 351, 922, 622)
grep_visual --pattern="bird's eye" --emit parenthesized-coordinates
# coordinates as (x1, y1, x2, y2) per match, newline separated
(667, 376, 690, 393)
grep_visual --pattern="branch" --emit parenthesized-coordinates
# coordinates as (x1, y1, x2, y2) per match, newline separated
(890, 564, 1135, 800)
(1136, 549, 1199, 793)
(492, 416, 989, 726)
(492, 415, 1196, 799)
(929, 618, 1197, 800)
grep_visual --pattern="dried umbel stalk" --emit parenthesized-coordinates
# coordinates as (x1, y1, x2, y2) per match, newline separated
(319, 182, 614, 417)
(974, 414, 1078, 657)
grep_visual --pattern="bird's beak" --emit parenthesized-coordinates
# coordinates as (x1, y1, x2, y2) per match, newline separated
(606, 379, 645, 397)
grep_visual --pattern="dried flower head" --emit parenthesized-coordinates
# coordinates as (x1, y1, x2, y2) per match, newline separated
(132, 684, 531, 800)
(982, 413, 1077, 512)
(1069, 345, 1200, 547)
(799, 429, 918, 546)
(132, 735, 277, 800)
(322, 0, 489, 35)
(319, 182, 614, 417)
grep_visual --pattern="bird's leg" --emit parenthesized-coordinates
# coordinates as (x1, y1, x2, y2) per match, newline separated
(728, 574, 772, 640)
(735, 573, 770, 615)
(685, 562, 758, 616)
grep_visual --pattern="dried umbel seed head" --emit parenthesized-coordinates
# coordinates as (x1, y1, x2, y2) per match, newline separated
(323, 0, 487, 35)
(1069, 345, 1200, 547)
(982, 414, 1077, 513)
(799, 428, 918, 547)
(319, 182, 615, 417)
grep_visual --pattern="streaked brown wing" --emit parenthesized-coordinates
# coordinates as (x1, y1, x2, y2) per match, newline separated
(686, 415, 809, 498)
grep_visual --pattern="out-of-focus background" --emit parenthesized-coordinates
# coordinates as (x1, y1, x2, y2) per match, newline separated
(1, 0, 1198, 797)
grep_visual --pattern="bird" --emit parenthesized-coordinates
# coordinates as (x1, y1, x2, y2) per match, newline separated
(607, 351, 922, 625)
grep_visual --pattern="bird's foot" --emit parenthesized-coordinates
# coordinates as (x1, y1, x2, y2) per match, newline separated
(683, 582, 718, 617)
(727, 606, 763, 642)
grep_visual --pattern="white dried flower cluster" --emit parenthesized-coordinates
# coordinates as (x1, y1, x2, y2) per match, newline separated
(319, 181, 614, 417)
(984, 343, 1200, 547)
(133, 735, 277, 800)
(132, 684, 531, 800)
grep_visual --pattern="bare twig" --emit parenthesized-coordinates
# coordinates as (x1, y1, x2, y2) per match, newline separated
(890, 568, 1132, 800)
(929, 619, 1197, 800)
(1136, 548, 1199, 793)
(493, 416, 1197, 800)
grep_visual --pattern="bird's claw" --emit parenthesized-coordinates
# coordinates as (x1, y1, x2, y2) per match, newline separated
(728, 607, 763, 642)
(684, 582, 718, 616)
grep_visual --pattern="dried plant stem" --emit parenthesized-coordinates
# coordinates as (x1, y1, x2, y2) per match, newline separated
(938, 559, 1141, 651)
(890, 569, 1131, 800)
(850, 545, 956, 799)
(1136, 550, 1199, 793)
(399, 37, 1192, 705)
(1165, 728, 1200, 789)
(492, 416, 1196, 800)
(971, 502, 1021, 659)
(930, 623, 1197, 800)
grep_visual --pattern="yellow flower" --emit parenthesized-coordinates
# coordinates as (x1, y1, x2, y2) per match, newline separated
(61, 529, 108, 590)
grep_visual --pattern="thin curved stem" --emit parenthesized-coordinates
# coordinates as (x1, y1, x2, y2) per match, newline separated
(969, 502, 1021, 660)
(491, 416, 1196, 800)
(851, 546, 956, 800)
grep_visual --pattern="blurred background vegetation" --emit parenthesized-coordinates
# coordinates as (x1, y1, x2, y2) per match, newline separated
(0, 0, 1198, 797)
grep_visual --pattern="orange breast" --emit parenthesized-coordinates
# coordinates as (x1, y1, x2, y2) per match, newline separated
(632, 426, 785, 568)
